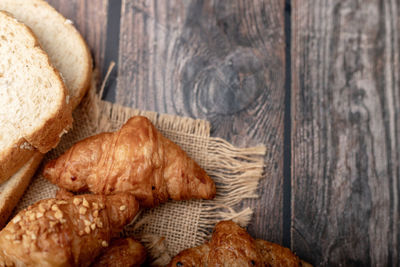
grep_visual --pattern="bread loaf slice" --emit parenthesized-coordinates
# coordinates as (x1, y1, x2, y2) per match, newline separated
(0, 2, 93, 228)
(0, 152, 43, 227)
(0, 0, 93, 109)
(0, 11, 72, 182)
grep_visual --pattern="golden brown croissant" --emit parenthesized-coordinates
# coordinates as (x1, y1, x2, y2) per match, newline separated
(0, 192, 139, 267)
(43, 116, 216, 207)
(91, 237, 146, 267)
(167, 220, 312, 267)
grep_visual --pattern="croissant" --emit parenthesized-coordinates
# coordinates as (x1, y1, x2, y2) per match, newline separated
(0, 192, 139, 266)
(43, 116, 216, 207)
(91, 237, 146, 267)
(167, 220, 312, 267)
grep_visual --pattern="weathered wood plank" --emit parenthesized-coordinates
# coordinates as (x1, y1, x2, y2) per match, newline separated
(116, 0, 286, 242)
(46, 0, 108, 74)
(291, 0, 400, 265)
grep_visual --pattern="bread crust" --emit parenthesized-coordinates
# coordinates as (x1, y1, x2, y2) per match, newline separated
(68, 27, 92, 109)
(0, 11, 73, 182)
(0, 193, 139, 266)
(167, 221, 310, 267)
(43, 116, 216, 207)
(0, 138, 36, 185)
(0, 152, 43, 228)
(0, 0, 94, 181)
(35, 0, 93, 109)
(0, 0, 93, 109)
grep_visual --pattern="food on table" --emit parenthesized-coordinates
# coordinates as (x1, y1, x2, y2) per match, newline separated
(44, 116, 216, 207)
(0, 192, 138, 266)
(167, 220, 312, 267)
(91, 237, 146, 267)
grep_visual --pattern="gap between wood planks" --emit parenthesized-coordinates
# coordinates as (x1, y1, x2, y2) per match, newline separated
(283, 0, 292, 249)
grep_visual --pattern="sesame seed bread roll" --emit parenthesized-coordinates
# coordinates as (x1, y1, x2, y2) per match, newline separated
(0, 192, 139, 267)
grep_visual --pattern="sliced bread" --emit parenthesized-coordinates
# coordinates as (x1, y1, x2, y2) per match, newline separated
(0, 2, 93, 228)
(0, 122, 36, 186)
(0, 0, 93, 109)
(0, 10, 72, 182)
(0, 152, 43, 228)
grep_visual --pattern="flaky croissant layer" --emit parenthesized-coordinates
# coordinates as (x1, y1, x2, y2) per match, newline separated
(44, 116, 216, 207)
(0, 192, 139, 267)
(91, 237, 146, 267)
(167, 220, 312, 267)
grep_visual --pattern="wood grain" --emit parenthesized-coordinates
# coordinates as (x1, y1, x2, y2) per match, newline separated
(116, 0, 286, 243)
(46, 0, 108, 74)
(291, 0, 400, 265)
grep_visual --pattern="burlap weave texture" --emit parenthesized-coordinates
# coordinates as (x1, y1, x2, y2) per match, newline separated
(15, 89, 266, 264)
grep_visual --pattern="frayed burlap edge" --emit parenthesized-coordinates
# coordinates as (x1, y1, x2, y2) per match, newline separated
(14, 70, 267, 266)
(84, 72, 266, 265)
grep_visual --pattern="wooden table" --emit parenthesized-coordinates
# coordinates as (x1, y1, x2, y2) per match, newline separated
(48, 0, 399, 265)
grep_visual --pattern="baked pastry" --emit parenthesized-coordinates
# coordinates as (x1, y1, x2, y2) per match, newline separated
(167, 220, 312, 267)
(0, 192, 138, 266)
(91, 237, 146, 267)
(43, 116, 216, 207)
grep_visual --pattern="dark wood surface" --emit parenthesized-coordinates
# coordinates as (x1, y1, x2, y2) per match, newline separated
(47, 0, 400, 265)
(291, 0, 400, 265)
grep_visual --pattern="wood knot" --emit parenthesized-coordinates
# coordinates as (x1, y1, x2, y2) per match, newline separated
(182, 47, 266, 116)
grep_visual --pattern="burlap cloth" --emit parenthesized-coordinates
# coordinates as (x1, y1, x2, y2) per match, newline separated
(14, 82, 266, 265)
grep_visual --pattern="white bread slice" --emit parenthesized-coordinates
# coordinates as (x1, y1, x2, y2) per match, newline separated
(0, 152, 43, 227)
(0, 11, 72, 182)
(0, 2, 93, 228)
(0, 0, 93, 109)
(0, 122, 36, 186)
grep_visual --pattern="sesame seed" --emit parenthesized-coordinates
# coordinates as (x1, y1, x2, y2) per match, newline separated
(93, 210, 99, 217)
(60, 218, 67, 224)
(99, 203, 105, 209)
(57, 200, 68, 205)
(92, 203, 98, 209)
(78, 230, 84, 236)
(55, 210, 63, 219)
(90, 223, 96, 230)
(51, 205, 59, 211)
(73, 198, 82, 205)
(36, 212, 43, 218)
(29, 213, 36, 221)
(95, 218, 103, 228)
(22, 240, 30, 249)
(49, 221, 57, 227)
(31, 234, 37, 240)
(119, 205, 126, 211)
(12, 215, 21, 223)
(85, 226, 91, 234)
(38, 204, 46, 213)
(101, 240, 108, 247)
(79, 207, 87, 215)
(84, 219, 91, 226)
(82, 198, 90, 208)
